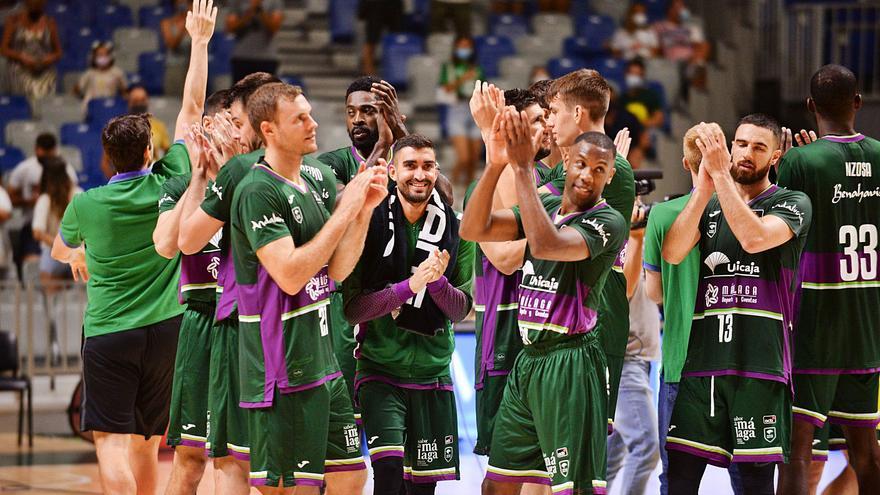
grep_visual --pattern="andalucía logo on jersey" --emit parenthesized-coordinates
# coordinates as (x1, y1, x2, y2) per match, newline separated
(251, 212, 283, 231)
(158, 193, 173, 209)
(772, 201, 804, 225)
(582, 218, 610, 246)
(704, 252, 731, 274)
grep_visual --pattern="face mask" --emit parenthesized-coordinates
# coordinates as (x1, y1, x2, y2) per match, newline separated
(455, 48, 472, 60)
(633, 13, 648, 27)
(679, 8, 691, 22)
(95, 55, 112, 68)
(130, 104, 148, 114)
(625, 74, 644, 89)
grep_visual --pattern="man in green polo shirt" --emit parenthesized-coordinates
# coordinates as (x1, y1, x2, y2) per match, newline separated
(49, 2, 215, 493)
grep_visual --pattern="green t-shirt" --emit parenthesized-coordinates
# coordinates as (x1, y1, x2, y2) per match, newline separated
(685, 186, 811, 382)
(643, 194, 699, 383)
(777, 134, 880, 371)
(347, 214, 475, 382)
(159, 174, 221, 305)
(231, 162, 340, 407)
(60, 142, 190, 337)
(318, 146, 362, 186)
(512, 195, 626, 346)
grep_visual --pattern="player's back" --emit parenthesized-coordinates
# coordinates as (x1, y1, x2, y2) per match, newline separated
(777, 134, 880, 371)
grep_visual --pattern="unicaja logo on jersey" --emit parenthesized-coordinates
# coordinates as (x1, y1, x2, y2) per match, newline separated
(208, 256, 220, 278)
(251, 212, 283, 231)
(704, 252, 731, 274)
(158, 193, 173, 208)
(705, 284, 719, 307)
(211, 182, 223, 200)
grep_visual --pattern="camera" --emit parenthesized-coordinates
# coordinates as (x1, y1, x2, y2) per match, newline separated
(632, 170, 663, 230)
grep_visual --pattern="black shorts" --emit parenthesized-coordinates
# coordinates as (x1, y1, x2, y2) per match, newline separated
(81, 315, 182, 438)
(361, 0, 403, 44)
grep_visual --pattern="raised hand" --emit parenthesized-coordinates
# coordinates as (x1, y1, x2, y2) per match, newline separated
(793, 128, 817, 147)
(363, 160, 390, 210)
(485, 112, 510, 170)
(614, 127, 632, 159)
(469, 80, 505, 132)
(501, 107, 543, 171)
(186, 0, 218, 45)
(376, 109, 394, 149)
(183, 124, 206, 178)
(426, 249, 450, 283)
(371, 80, 407, 139)
(694, 123, 730, 180)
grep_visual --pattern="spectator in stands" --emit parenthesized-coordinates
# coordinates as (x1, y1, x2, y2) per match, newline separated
(161, 0, 193, 93)
(430, 0, 471, 39)
(359, 0, 403, 75)
(0, 184, 11, 279)
(621, 59, 664, 130)
(0, 0, 62, 111)
(225, 0, 283, 83)
(32, 156, 80, 288)
(74, 41, 128, 113)
(128, 84, 171, 157)
(612, 3, 660, 61)
(652, 0, 710, 93)
(529, 65, 550, 85)
(605, 86, 646, 169)
(438, 36, 484, 185)
(7, 133, 76, 273)
(536, 0, 569, 13)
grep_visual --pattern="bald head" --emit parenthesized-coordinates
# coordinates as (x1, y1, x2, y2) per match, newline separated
(809, 64, 860, 122)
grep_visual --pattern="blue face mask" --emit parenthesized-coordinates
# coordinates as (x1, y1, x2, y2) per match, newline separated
(455, 48, 472, 60)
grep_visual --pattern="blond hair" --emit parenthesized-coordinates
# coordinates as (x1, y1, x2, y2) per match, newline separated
(683, 122, 723, 172)
(246, 83, 304, 142)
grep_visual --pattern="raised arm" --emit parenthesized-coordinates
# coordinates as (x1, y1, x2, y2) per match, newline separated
(154, 190, 188, 259)
(174, 0, 217, 142)
(697, 124, 794, 254)
(328, 165, 389, 281)
(661, 188, 710, 265)
(624, 207, 646, 298)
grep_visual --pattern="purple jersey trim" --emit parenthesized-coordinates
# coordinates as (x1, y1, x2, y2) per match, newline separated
(427, 275, 471, 322)
(215, 249, 239, 321)
(665, 442, 730, 468)
(354, 373, 454, 394)
(828, 416, 880, 429)
(643, 261, 660, 272)
(485, 471, 551, 486)
(794, 367, 880, 375)
(793, 412, 825, 428)
(403, 471, 458, 483)
(346, 281, 412, 325)
(58, 230, 80, 248)
(279, 371, 342, 395)
(682, 369, 787, 384)
(474, 257, 520, 387)
(370, 449, 405, 461)
(108, 168, 151, 184)
(798, 251, 880, 285)
(823, 133, 865, 143)
(325, 461, 367, 473)
(229, 450, 250, 462)
(545, 182, 561, 196)
(748, 184, 779, 205)
(812, 453, 829, 461)
(177, 438, 208, 450)
(733, 454, 784, 464)
(488, 369, 511, 377)
(394, 279, 417, 302)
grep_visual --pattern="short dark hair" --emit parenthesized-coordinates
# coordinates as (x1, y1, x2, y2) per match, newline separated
(504, 89, 539, 112)
(393, 134, 434, 154)
(574, 131, 616, 161)
(127, 83, 147, 96)
(204, 89, 232, 117)
(551, 69, 611, 122)
(810, 64, 858, 121)
(528, 79, 554, 109)
(627, 58, 646, 72)
(229, 72, 282, 108)
(102, 114, 152, 173)
(35, 132, 57, 151)
(737, 113, 782, 147)
(247, 83, 304, 142)
(346, 76, 382, 98)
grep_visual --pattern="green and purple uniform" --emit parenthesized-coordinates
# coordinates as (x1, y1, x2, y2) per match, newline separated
(666, 185, 811, 466)
(777, 134, 880, 430)
(161, 174, 220, 450)
(317, 145, 366, 186)
(231, 161, 363, 487)
(486, 195, 626, 495)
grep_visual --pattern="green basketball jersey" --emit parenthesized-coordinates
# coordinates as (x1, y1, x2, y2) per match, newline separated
(60, 142, 190, 338)
(684, 185, 811, 382)
(231, 162, 340, 408)
(317, 146, 362, 186)
(777, 134, 880, 372)
(513, 195, 626, 346)
(159, 174, 221, 305)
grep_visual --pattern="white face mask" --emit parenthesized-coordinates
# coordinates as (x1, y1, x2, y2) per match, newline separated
(625, 74, 644, 89)
(95, 55, 112, 68)
(633, 12, 648, 27)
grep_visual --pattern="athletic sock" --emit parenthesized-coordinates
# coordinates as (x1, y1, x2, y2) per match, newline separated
(667, 450, 708, 495)
(405, 480, 437, 495)
(372, 457, 404, 495)
(737, 462, 776, 495)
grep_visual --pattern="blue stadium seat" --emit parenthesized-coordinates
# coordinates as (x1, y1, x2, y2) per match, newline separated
(139, 5, 171, 32)
(475, 35, 517, 79)
(547, 56, 586, 78)
(60, 123, 104, 188)
(279, 75, 308, 95)
(0, 146, 25, 174)
(489, 14, 529, 39)
(86, 97, 128, 127)
(405, 0, 431, 34)
(329, 0, 358, 43)
(209, 33, 236, 76)
(95, 4, 134, 40)
(568, 0, 593, 19)
(574, 14, 616, 52)
(138, 52, 167, 95)
(57, 28, 99, 73)
(0, 95, 32, 133)
(589, 56, 626, 89)
(644, 0, 669, 23)
(563, 36, 594, 59)
(381, 33, 425, 89)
